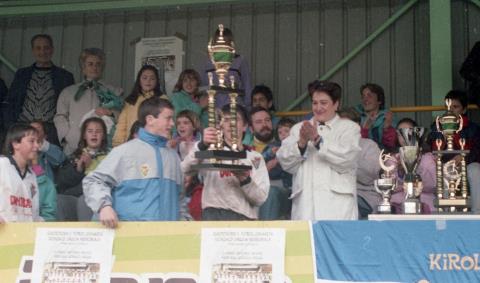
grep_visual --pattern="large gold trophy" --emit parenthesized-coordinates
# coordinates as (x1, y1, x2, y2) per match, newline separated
(192, 24, 251, 171)
(434, 99, 469, 212)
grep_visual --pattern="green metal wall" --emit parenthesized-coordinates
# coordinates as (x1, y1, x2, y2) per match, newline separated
(0, 0, 478, 126)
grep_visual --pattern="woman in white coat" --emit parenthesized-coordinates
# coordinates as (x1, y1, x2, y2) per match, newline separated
(277, 80, 361, 220)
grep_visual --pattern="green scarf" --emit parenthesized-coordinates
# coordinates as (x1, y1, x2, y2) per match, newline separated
(74, 80, 123, 110)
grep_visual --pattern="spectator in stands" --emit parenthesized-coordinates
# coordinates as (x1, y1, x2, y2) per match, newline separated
(170, 69, 208, 128)
(354, 83, 396, 151)
(249, 108, 292, 220)
(3, 34, 74, 145)
(83, 97, 184, 228)
(390, 118, 436, 214)
(30, 152, 57, 221)
(243, 84, 280, 145)
(428, 90, 480, 213)
(251, 85, 279, 126)
(113, 65, 166, 147)
(200, 26, 252, 109)
(172, 110, 202, 160)
(277, 80, 361, 220)
(460, 40, 480, 107)
(0, 124, 42, 222)
(338, 107, 382, 218)
(30, 120, 66, 182)
(56, 117, 109, 221)
(54, 47, 123, 155)
(181, 105, 269, 220)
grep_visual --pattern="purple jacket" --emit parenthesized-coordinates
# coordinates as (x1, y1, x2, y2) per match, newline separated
(200, 54, 252, 109)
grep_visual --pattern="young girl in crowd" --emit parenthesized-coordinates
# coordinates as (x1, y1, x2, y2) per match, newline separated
(56, 117, 109, 221)
(0, 124, 42, 222)
(173, 110, 202, 160)
(112, 65, 167, 147)
(170, 69, 208, 128)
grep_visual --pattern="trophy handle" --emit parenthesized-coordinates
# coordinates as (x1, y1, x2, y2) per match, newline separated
(379, 149, 395, 173)
(457, 114, 463, 133)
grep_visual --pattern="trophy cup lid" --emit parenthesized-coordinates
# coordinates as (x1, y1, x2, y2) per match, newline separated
(208, 25, 236, 67)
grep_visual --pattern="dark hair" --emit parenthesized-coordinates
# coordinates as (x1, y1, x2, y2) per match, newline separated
(29, 120, 45, 132)
(396, 117, 418, 128)
(249, 106, 271, 126)
(308, 80, 342, 103)
(3, 123, 38, 155)
(337, 107, 361, 124)
(251, 85, 275, 111)
(128, 121, 141, 141)
(277, 118, 295, 129)
(138, 97, 174, 127)
(176, 110, 201, 133)
(173, 69, 201, 93)
(75, 117, 108, 156)
(361, 83, 385, 110)
(445, 90, 468, 109)
(125, 65, 164, 105)
(221, 104, 248, 125)
(31, 34, 53, 48)
(213, 27, 234, 44)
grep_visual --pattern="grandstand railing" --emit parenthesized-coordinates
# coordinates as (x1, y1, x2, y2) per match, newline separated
(276, 104, 480, 117)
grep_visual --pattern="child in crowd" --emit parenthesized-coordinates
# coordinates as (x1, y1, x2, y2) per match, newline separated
(173, 110, 203, 220)
(56, 117, 109, 221)
(30, 120, 66, 182)
(113, 65, 167, 147)
(0, 124, 42, 222)
(31, 156, 57, 221)
(170, 69, 208, 128)
(390, 118, 436, 214)
(262, 118, 294, 189)
(83, 97, 185, 228)
(174, 110, 202, 160)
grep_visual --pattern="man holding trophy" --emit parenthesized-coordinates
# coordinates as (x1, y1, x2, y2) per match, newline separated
(181, 25, 269, 220)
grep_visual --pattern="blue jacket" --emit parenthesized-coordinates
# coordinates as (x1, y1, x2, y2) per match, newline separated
(83, 128, 183, 221)
(4, 63, 74, 125)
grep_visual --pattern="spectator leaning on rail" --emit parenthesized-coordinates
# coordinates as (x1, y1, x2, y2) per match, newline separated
(4, 34, 74, 145)
(83, 97, 184, 228)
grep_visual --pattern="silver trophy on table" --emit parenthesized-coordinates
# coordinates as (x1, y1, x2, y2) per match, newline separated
(374, 150, 397, 214)
(397, 127, 426, 214)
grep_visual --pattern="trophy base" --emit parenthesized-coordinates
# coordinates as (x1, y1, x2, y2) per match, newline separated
(195, 150, 246, 160)
(403, 199, 421, 214)
(191, 163, 252, 171)
(377, 204, 392, 214)
(436, 198, 469, 212)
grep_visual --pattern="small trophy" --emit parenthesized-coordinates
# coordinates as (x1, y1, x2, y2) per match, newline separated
(374, 150, 397, 214)
(397, 127, 425, 214)
(192, 24, 251, 172)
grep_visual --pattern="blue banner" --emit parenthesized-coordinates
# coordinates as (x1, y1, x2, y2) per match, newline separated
(312, 220, 480, 282)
